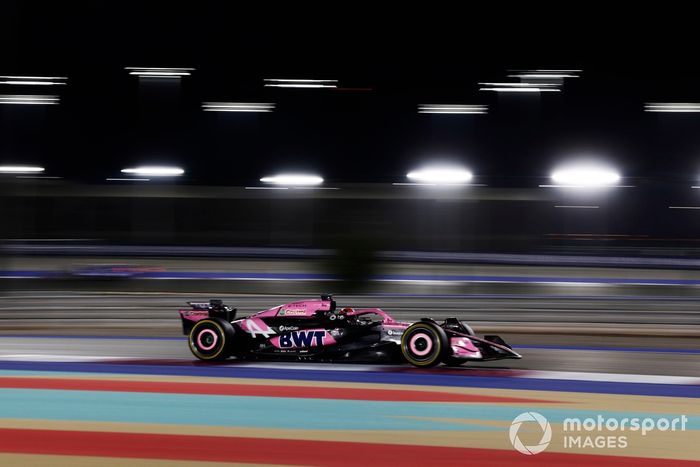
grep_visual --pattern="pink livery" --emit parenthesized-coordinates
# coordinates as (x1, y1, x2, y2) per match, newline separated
(178, 294, 521, 367)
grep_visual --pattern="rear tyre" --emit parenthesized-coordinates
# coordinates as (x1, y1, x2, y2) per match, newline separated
(401, 321, 449, 368)
(188, 317, 234, 361)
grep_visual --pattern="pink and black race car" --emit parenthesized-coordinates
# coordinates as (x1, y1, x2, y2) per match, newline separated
(179, 294, 521, 367)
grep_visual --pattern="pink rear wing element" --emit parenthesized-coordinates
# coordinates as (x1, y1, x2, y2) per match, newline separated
(179, 309, 209, 323)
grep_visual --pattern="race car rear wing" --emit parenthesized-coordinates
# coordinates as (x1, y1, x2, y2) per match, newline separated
(179, 299, 237, 335)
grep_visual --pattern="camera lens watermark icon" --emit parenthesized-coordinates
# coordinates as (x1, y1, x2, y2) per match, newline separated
(509, 412, 552, 455)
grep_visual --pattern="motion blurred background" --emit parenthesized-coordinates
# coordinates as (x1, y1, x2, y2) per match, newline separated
(2, 2, 700, 338)
(1, 4, 699, 465)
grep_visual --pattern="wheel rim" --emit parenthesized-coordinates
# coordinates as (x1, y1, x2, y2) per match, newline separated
(197, 329, 218, 351)
(409, 333, 433, 356)
(189, 321, 226, 359)
(403, 325, 441, 364)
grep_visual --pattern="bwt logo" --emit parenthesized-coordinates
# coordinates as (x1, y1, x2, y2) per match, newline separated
(279, 330, 326, 348)
(509, 412, 552, 455)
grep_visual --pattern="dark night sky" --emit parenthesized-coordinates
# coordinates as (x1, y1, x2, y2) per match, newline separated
(2, 1, 700, 185)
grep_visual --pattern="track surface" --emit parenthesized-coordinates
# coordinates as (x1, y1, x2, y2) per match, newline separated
(1, 292, 699, 375)
(2, 291, 700, 327)
(1, 292, 700, 465)
(0, 346, 698, 465)
(1, 335, 699, 377)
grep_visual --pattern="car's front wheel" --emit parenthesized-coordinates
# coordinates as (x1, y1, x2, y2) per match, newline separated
(400, 321, 449, 367)
(188, 317, 234, 361)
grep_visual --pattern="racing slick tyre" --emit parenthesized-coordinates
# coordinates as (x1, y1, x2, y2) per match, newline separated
(401, 321, 449, 367)
(188, 317, 235, 361)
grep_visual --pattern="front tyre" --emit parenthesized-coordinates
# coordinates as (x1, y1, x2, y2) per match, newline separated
(188, 317, 234, 361)
(401, 321, 448, 368)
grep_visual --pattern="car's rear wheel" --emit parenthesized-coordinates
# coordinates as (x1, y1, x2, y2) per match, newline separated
(188, 317, 234, 361)
(401, 321, 449, 367)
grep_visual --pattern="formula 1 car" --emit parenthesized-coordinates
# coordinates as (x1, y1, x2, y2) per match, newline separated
(179, 294, 521, 367)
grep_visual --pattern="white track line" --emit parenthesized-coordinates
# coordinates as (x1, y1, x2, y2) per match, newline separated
(0, 355, 698, 385)
(0, 354, 125, 362)
(525, 370, 700, 385)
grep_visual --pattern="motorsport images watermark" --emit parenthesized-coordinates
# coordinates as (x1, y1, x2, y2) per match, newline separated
(509, 412, 688, 455)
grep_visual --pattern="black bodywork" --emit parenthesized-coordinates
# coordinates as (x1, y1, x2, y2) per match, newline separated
(180, 295, 522, 365)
